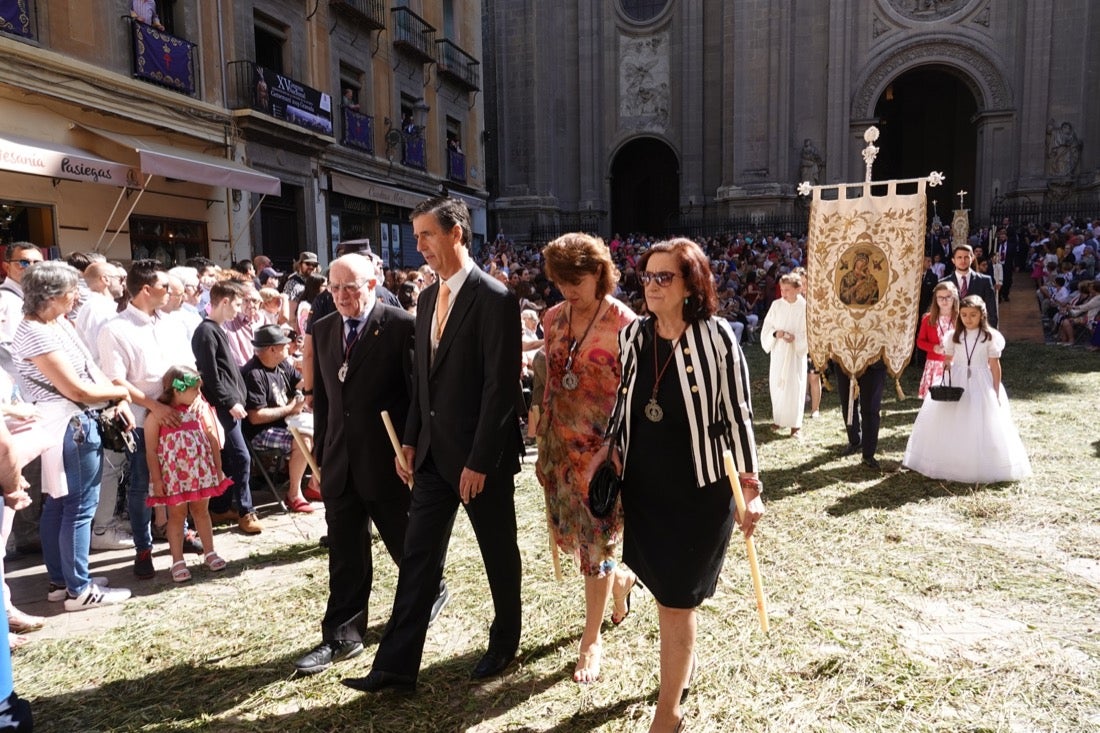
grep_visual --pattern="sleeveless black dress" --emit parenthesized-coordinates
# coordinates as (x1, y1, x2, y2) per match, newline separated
(621, 328, 736, 609)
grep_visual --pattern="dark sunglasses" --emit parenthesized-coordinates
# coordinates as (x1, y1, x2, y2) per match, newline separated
(639, 271, 680, 287)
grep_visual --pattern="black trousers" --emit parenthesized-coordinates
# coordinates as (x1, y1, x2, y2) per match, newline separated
(371, 454, 522, 679)
(834, 360, 886, 461)
(321, 477, 409, 643)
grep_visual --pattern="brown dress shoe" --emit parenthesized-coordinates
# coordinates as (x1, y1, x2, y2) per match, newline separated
(209, 509, 239, 526)
(238, 512, 263, 534)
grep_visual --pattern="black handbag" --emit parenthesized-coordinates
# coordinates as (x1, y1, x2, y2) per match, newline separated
(928, 369, 964, 402)
(587, 459, 621, 519)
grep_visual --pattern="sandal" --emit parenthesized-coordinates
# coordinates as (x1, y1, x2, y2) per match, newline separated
(611, 571, 637, 626)
(7, 608, 45, 634)
(170, 560, 191, 583)
(204, 552, 226, 572)
(572, 642, 602, 684)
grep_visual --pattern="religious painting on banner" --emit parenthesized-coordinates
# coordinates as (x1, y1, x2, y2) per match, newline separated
(802, 174, 942, 382)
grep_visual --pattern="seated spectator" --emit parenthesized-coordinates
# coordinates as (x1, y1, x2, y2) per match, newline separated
(1054, 281, 1100, 346)
(241, 325, 313, 513)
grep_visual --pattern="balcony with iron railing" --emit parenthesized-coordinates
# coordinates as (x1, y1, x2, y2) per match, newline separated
(0, 0, 36, 41)
(125, 17, 198, 96)
(446, 147, 466, 183)
(390, 7, 435, 64)
(342, 106, 374, 154)
(227, 60, 334, 137)
(435, 39, 480, 91)
(329, 0, 385, 30)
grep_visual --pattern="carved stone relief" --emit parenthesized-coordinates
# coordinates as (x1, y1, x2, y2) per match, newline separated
(852, 38, 1010, 118)
(619, 32, 670, 129)
(886, 0, 967, 21)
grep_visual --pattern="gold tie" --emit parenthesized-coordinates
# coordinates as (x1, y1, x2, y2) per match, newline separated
(435, 281, 451, 340)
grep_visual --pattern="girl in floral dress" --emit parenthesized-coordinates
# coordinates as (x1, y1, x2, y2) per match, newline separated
(145, 366, 231, 582)
(915, 281, 959, 399)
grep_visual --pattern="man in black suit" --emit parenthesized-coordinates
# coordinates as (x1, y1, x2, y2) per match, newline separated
(344, 196, 523, 693)
(292, 254, 445, 675)
(941, 244, 998, 328)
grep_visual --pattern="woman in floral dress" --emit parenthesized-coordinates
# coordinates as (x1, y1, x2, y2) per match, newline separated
(536, 233, 636, 683)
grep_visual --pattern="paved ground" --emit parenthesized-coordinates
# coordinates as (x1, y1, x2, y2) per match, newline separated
(5, 489, 326, 642)
(995, 280, 1046, 344)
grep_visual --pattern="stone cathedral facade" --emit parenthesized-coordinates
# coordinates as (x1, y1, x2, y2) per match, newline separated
(483, 0, 1099, 240)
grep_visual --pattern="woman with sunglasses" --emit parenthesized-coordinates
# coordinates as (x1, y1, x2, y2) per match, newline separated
(535, 233, 636, 684)
(12, 261, 134, 611)
(606, 238, 763, 733)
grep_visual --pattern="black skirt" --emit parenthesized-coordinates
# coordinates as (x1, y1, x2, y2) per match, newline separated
(622, 332, 735, 609)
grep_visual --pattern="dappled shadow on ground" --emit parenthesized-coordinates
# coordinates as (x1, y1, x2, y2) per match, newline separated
(27, 631, 584, 733)
(826, 472, 1014, 517)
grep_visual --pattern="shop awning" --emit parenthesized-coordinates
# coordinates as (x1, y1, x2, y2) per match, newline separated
(76, 125, 281, 196)
(0, 133, 136, 186)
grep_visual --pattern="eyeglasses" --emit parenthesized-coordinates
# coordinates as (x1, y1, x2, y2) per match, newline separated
(639, 271, 680, 287)
(7, 259, 40, 268)
(329, 281, 366, 294)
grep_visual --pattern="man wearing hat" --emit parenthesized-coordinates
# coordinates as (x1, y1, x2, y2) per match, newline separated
(283, 251, 319, 304)
(241, 325, 314, 513)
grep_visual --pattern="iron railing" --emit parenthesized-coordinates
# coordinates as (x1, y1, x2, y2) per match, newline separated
(329, 0, 385, 30)
(435, 39, 480, 91)
(391, 7, 435, 63)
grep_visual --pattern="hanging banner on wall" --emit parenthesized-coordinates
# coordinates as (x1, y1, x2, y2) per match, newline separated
(252, 65, 333, 136)
(131, 20, 196, 95)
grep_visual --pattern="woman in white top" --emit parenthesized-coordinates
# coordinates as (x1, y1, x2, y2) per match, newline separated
(12, 262, 134, 612)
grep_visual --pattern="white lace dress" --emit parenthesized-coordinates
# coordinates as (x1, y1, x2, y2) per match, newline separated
(903, 328, 1032, 483)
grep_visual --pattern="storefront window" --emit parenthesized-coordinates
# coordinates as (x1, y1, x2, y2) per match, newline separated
(0, 201, 56, 251)
(129, 215, 207, 266)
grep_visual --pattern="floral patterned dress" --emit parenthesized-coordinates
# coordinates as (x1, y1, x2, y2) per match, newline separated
(535, 297, 635, 576)
(146, 405, 232, 507)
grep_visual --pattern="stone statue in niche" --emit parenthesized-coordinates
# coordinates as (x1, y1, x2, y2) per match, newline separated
(620, 33, 670, 127)
(799, 139, 824, 185)
(1046, 119, 1082, 178)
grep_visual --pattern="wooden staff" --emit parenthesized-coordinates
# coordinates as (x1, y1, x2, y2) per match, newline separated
(546, 505, 562, 581)
(287, 425, 321, 484)
(723, 450, 770, 633)
(380, 410, 414, 489)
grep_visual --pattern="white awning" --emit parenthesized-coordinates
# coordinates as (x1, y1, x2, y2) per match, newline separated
(0, 133, 136, 186)
(76, 125, 281, 196)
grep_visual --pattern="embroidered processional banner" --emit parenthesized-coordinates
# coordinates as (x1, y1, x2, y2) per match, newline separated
(803, 179, 930, 380)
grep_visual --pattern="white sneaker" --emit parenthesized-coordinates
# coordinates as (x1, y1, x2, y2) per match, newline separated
(63, 583, 131, 612)
(91, 524, 134, 551)
(810, 410, 820, 419)
(47, 576, 110, 602)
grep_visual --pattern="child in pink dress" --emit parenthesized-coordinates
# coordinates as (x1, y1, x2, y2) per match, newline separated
(915, 281, 959, 399)
(145, 366, 231, 582)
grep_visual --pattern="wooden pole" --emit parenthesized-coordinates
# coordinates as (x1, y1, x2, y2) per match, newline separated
(723, 451, 770, 633)
(380, 410, 414, 489)
(287, 425, 320, 484)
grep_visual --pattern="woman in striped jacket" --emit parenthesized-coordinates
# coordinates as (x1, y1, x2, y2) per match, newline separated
(607, 238, 763, 733)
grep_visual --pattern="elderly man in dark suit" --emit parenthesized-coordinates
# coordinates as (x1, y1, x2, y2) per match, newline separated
(292, 253, 446, 676)
(940, 244, 998, 328)
(344, 196, 523, 694)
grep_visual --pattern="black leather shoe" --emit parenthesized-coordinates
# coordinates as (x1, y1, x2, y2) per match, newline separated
(341, 670, 417, 694)
(471, 648, 516, 680)
(841, 443, 862, 456)
(862, 457, 881, 469)
(293, 640, 363, 675)
(428, 583, 450, 627)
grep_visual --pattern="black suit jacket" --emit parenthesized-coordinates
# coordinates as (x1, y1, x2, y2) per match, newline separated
(313, 303, 415, 500)
(940, 270, 998, 328)
(404, 265, 522, 481)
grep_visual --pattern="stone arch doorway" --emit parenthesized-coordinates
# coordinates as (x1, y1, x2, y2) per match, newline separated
(874, 66, 978, 212)
(609, 137, 679, 237)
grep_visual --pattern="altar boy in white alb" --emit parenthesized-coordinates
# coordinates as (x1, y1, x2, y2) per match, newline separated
(759, 270, 809, 436)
